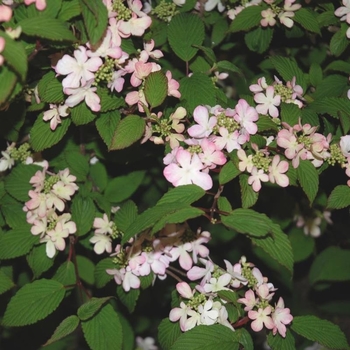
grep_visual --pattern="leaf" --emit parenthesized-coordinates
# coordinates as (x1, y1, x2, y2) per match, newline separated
(309, 63, 323, 87)
(89, 162, 108, 192)
(1, 195, 29, 228)
(289, 228, 315, 262)
(27, 244, 55, 278)
(229, 5, 262, 33)
(110, 115, 146, 150)
(309, 246, 350, 285)
(180, 72, 217, 113)
(239, 174, 259, 209)
(116, 286, 140, 313)
(144, 71, 168, 108)
(330, 23, 349, 57)
(297, 160, 319, 204)
(0, 270, 15, 295)
(0, 101, 26, 141)
(0, 225, 38, 260)
(309, 97, 350, 119)
(3, 279, 65, 327)
(79, 0, 108, 47)
(65, 151, 89, 181)
(114, 200, 138, 232)
(267, 330, 295, 350)
(37, 71, 65, 103)
(216, 60, 242, 75)
(105, 171, 145, 203)
(71, 101, 97, 125)
(193, 45, 216, 64)
(211, 17, 229, 47)
(99, 87, 125, 112)
(0, 32, 27, 81)
(119, 314, 135, 350)
(95, 258, 115, 288)
(167, 13, 205, 62)
(325, 60, 350, 75)
(217, 197, 232, 213)
(0, 65, 18, 106)
(81, 304, 123, 350)
(291, 316, 349, 349)
(158, 318, 182, 350)
(76, 255, 95, 285)
(244, 27, 273, 54)
(313, 74, 348, 99)
(44, 315, 80, 346)
(171, 324, 239, 350)
(256, 115, 279, 132)
(95, 110, 121, 148)
(280, 102, 300, 126)
(293, 8, 321, 34)
(157, 185, 205, 206)
(78, 297, 112, 321)
(30, 114, 71, 152)
(18, 16, 76, 41)
(5, 164, 41, 202)
(58, 0, 81, 21)
(53, 261, 76, 286)
(327, 185, 350, 209)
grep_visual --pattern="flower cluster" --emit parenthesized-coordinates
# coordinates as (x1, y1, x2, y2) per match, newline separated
(23, 168, 78, 258)
(335, 0, 350, 38)
(170, 255, 293, 338)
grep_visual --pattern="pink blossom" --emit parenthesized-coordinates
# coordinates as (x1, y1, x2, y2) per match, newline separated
(254, 86, 281, 118)
(168, 242, 193, 270)
(248, 167, 269, 192)
(272, 297, 293, 337)
(166, 71, 181, 98)
(0, 5, 12, 22)
(214, 128, 243, 153)
(198, 299, 219, 326)
(261, 8, 276, 27)
(268, 155, 289, 187)
(237, 149, 254, 173)
(125, 89, 148, 112)
(87, 30, 122, 59)
(249, 77, 268, 93)
(188, 106, 217, 138)
(169, 301, 190, 331)
(93, 214, 114, 235)
(340, 135, 350, 157)
(187, 258, 214, 282)
(199, 138, 227, 169)
(234, 99, 259, 135)
(142, 39, 164, 60)
(238, 289, 257, 311)
(176, 282, 195, 299)
(248, 306, 275, 332)
(130, 61, 154, 87)
(108, 70, 126, 93)
(0, 37, 5, 66)
(43, 104, 69, 131)
(24, 0, 46, 10)
(118, 13, 152, 37)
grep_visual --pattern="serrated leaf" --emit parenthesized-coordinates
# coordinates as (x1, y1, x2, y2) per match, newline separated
(119, 314, 135, 350)
(158, 318, 182, 350)
(309, 97, 350, 119)
(95, 110, 121, 148)
(289, 228, 315, 263)
(58, 0, 81, 21)
(0, 270, 15, 295)
(27, 244, 55, 278)
(229, 5, 262, 33)
(37, 71, 65, 104)
(157, 185, 205, 206)
(116, 286, 140, 313)
(291, 316, 349, 349)
(110, 115, 145, 150)
(244, 27, 273, 54)
(99, 88, 125, 112)
(327, 185, 350, 209)
(212, 17, 229, 47)
(65, 151, 89, 181)
(180, 72, 216, 113)
(0, 101, 26, 141)
(95, 258, 115, 288)
(53, 261, 76, 286)
(309, 246, 350, 285)
(18, 16, 76, 41)
(0, 65, 18, 106)
(330, 23, 349, 57)
(256, 115, 279, 132)
(168, 13, 204, 62)
(1, 194, 28, 228)
(44, 315, 80, 346)
(0, 225, 38, 260)
(71, 196, 95, 236)
(239, 174, 259, 209)
(309, 63, 323, 87)
(114, 200, 138, 232)
(313, 74, 348, 99)
(89, 161, 108, 192)
(3, 279, 65, 327)
(297, 160, 318, 204)
(217, 197, 232, 213)
(267, 330, 295, 350)
(26, 0, 62, 18)
(105, 170, 145, 203)
(294, 8, 321, 34)
(77, 255, 95, 285)
(325, 60, 350, 75)
(78, 297, 112, 321)
(71, 101, 97, 125)
(144, 71, 168, 108)
(216, 60, 242, 75)
(280, 102, 300, 126)
(81, 304, 123, 350)
(5, 164, 41, 202)
(30, 114, 71, 152)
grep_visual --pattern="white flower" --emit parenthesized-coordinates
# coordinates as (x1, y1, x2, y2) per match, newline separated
(90, 233, 112, 254)
(0, 150, 14, 172)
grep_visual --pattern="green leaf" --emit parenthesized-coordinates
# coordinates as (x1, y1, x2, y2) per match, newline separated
(79, 0, 108, 47)
(267, 330, 295, 350)
(95, 110, 121, 148)
(229, 5, 262, 33)
(26, 0, 62, 18)
(0, 32, 27, 81)
(3, 279, 65, 327)
(58, 0, 81, 21)
(119, 314, 135, 350)
(330, 23, 349, 57)
(144, 71, 168, 108)
(309, 63, 323, 87)
(280, 102, 300, 126)
(0, 101, 26, 141)
(291, 316, 349, 350)
(71, 101, 97, 126)
(99, 88, 125, 112)
(89, 162, 108, 192)
(105, 170, 145, 203)
(81, 304, 123, 350)
(167, 13, 205, 62)
(327, 185, 350, 209)
(65, 151, 89, 182)
(309, 97, 350, 119)
(0, 270, 15, 295)
(76, 255, 95, 285)
(313, 74, 348, 99)
(217, 197, 233, 213)
(110, 115, 146, 150)
(18, 16, 76, 41)
(158, 318, 182, 350)
(0, 65, 18, 106)
(5, 164, 41, 202)
(0, 225, 38, 260)
(239, 174, 259, 209)
(297, 160, 319, 204)
(78, 297, 112, 321)
(192, 45, 216, 64)
(1, 194, 28, 228)
(37, 71, 65, 104)
(30, 114, 71, 152)
(44, 315, 80, 346)
(326, 60, 350, 75)
(216, 60, 241, 75)
(309, 246, 350, 285)
(53, 261, 76, 286)
(27, 244, 55, 278)
(114, 200, 138, 232)
(95, 258, 115, 288)
(244, 27, 273, 54)
(171, 324, 239, 350)
(116, 286, 140, 313)
(289, 228, 315, 262)
(256, 116, 279, 132)
(293, 8, 321, 34)
(180, 72, 216, 113)
(211, 17, 229, 47)
(317, 10, 338, 27)
(157, 185, 205, 206)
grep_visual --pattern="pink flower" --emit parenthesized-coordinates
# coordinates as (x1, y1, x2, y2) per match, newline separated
(199, 138, 227, 169)
(163, 149, 213, 190)
(43, 104, 69, 131)
(130, 61, 154, 87)
(261, 8, 276, 27)
(248, 167, 269, 192)
(234, 99, 259, 135)
(272, 297, 293, 338)
(24, 0, 46, 10)
(0, 37, 5, 66)
(188, 106, 217, 138)
(237, 149, 254, 173)
(166, 71, 181, 98)
(238, 289, 257, 311)
(125, 89, 148, 112)
(0, 5, 12, 22)
(248, 306, 275, 332)
(93, 214, 114, 235)
(214, 128, 243, 152)
(268, 155, 289, 187)
(254, 86, 281, 118)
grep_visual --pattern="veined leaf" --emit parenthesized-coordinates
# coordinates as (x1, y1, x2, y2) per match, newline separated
(144, 71, 168, 108)
(44, 315, 80, 346)
(297, 160, 318, 204)
(327, 185, 350, 209)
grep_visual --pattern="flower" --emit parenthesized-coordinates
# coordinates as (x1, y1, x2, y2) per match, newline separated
(248, 306, 275, 332)
(254, 86, 281, 118)
(272, 297, 293, 337)
(93, 214, 114, 235)
(187, 106, 217, 138)
(340, 135, 350, 157)
(0, 5, 12, 22)
(24, 0, 46, 10)
(43, 104, 69, 131)
(248, 167, 269, 192)
(0, 36, 6, 66)
(268, 155, 289, 187)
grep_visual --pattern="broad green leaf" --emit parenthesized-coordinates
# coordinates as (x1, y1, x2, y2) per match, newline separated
(27, 244, 55, 278)
(244, 27, 273, 54)
(81, 304, 123, 350)
(297, 160, 319, 204)
(71, 196, 95, 236)
(193, 45, 216, 64)
(313, 74, 348, 99)
(116, 286, 140, 313)
(309, 63, 323, 87)
(330, 23, 349, 57)
(180, 72, 216, 113)
(95, 258, 115, 288)
(167, 13, 204, 61)
(65, 151, 89, 181)
(211, 17, 229, 47)
(309, 246, 350, 285)
(44, 315, 80, 346)
(58, 0, 81, 21)
(1, 194, 28, 228)
(110, 115, 146, 150)
(0, 270, 15, 295)
(105, 170, 145, 203)
(53, 261, 76, 286)
(327, 185, 350, 209)
(0, 32, 27, 81)
(144, 71, 168, 108)
(79, 0, 108, 47)
(289, 228, 315, 262)
(293, 8, 321, 34)
(239, 174, 259, 209)
(71, 101, 97, 125)
(158, 318, 182, 350)
(229, 5, 262, 33)
(156, 185, 205, 206)
(256, 116, 279, 132)
(217, 197, 233, 213)
(18, 16, 76, 41)
(0, 65, 18, 105)
(325, 60, 350, 75)
(89, 162, 108, 192)
(5, 164, 41, 202)
(37, 71, 65, 104)
(95, 110, 121, 148)
(0, 101, 26, 141)
(235, 328, 254, 350)
(78, 297, 112, 321)
(267, 330, 295, 350)
(280, 102, 300, 126)
(309, 97, 350, 119)
(76, 255, 95, 285)
(99, 87, 125, 112)
(3, 279, 65, 327)
(30, 114, 71, 152)
(119, 314, 135, 350)
(114, 200, 138, 232)
(26, 0, 62, 18)
(0, 225, 38, 260)
(216, 60, 241, 75)
(171, 324, 239, 350)
(317, 10, 338, 27)
(291, 316, 349, 349)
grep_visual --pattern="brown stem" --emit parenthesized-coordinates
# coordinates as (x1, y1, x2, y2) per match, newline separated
(166, 268, 183, 283)
(167, 265, 188, 278)
(210, 185, 224, 221)
(232, 316, 250, 329)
